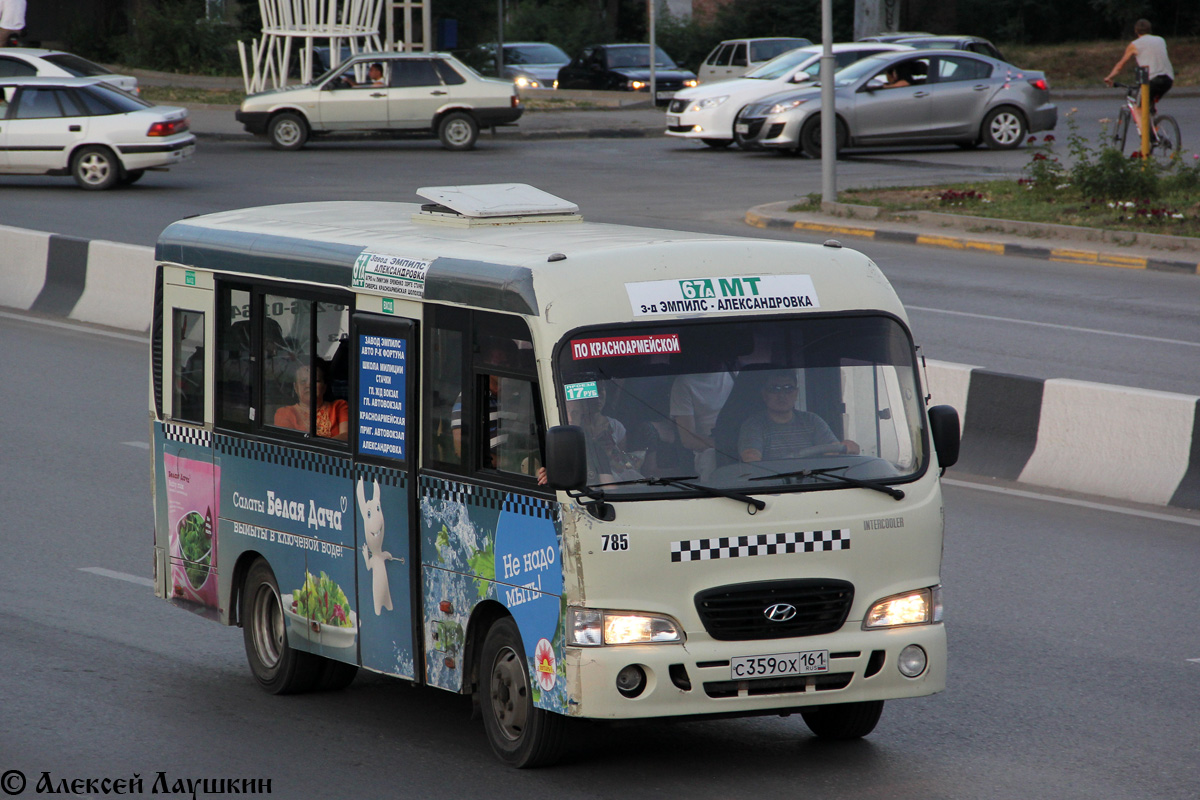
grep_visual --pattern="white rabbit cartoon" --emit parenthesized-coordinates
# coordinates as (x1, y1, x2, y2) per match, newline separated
(358, 478, 394, 615)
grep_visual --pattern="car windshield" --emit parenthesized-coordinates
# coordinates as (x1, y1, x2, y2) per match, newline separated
(554, 314, 927, 499)
(744, 47, 818, 79)
(43, 53, 113, 77)
(750, 38, 810, 63)
(506, 44, 569, 64)
(606, 45, 677, 69)
(84, 82, 151, 111)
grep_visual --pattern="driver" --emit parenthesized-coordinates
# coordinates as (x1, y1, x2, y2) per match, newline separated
(738, 369, 859, 462)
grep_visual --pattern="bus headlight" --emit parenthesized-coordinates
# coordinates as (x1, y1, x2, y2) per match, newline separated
(863, 586, 943, 629)
(568, 608, 684, 646)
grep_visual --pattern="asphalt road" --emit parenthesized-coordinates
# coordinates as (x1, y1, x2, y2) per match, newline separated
(3, 312, 1199, 799)
(1, 107, 1198, 395)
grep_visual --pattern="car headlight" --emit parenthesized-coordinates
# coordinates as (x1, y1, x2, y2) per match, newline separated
(683, 79, 698, 87)
(513, 75, 539, 89)
(627, 80, 647, 91)
(863, 586, 943, 629)
(688, 95, 728, 112)
(568, 607, 684, 646)
(769, 98, 811, 115)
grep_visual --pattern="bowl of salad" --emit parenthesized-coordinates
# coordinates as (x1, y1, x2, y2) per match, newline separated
(282, 570, 358, 649)
(176, 510, 212, 590)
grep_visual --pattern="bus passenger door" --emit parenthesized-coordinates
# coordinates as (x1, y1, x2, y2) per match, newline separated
(351, 313, 419, 679)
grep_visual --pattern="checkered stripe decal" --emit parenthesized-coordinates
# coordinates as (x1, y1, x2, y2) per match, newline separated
(163, 423, 211, 448)
(670, 530, 850, 562)
(215, 434, 352, 478)
(357, 463, 407, 489)
(420, 476, 556, 520)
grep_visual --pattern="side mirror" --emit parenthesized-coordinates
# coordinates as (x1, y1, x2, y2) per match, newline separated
(928, 405, 960, 471)
(545, 425, 588, 490)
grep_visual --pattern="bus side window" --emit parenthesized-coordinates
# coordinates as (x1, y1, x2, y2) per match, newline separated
(431, 327, 464, 466)
(484, 374, 540, 477)
(218, 288, 253, 426)
(172, 309, 205, 423)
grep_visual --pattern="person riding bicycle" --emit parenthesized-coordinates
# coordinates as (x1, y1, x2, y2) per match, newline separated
(0, 0, 26, 47)
(1104, 19, 1174, 111)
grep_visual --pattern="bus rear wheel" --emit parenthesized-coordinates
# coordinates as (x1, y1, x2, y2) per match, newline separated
(480, 617, 566, 767)
(800, 700, 884, 740)
(241, 558, 320, 694)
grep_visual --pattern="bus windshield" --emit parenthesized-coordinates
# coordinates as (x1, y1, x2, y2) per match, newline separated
(555, 314, 926, 497)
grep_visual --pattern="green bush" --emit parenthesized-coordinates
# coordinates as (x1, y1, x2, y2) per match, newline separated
(118, 0, 241, 73)
(1072, 145, 1161, 199)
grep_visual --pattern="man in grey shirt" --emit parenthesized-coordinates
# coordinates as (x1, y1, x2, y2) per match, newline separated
(738, 370, 858, 462)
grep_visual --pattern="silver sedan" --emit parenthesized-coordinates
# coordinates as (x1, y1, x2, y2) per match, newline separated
(734, 50, 1056, 156)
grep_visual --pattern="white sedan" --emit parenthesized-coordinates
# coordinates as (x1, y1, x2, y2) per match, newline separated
(665, 43, 911, 148)
(0, 48, 140, 94)
(0, 77, 195, 190)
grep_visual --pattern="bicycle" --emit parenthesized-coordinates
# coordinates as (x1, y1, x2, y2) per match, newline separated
(1111, 81, 1181, 164)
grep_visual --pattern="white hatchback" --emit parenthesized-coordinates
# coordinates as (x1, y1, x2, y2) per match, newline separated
(665, 43, 911, 148)
(0, 77, 195, 189)
(0, 48, 140, 94)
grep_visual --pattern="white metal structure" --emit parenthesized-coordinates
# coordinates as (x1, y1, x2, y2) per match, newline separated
(238, 0, 430, 93)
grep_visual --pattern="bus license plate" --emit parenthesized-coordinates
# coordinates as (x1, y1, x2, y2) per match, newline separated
(731, 650, 829, 680)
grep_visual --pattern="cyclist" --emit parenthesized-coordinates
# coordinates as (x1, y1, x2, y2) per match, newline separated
(1104, 18, 1174, 111)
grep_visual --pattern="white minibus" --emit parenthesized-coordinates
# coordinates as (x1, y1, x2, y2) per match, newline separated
(150, 184, 960, 767)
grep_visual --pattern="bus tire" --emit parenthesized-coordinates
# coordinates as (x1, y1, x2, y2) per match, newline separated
(800, 700, 885, 740)
(480, 617, 566, 767)
(241, 558, 321, 694)
(316, 658, 359, 691)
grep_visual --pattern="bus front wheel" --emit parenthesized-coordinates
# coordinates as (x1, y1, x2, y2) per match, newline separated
(241, 558, 320, 694)
(800, 700, 884, 740)
(480, 617, 566, 767)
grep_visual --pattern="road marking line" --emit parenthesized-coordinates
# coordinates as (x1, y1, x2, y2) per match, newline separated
(0, 310, 147, 342)
(942, 478, 1200, 528)
(79, 567, 154, 587)
(793, 221, 876, 238)
(123, 441, 150, 450)
(907, 305, 1200, 349)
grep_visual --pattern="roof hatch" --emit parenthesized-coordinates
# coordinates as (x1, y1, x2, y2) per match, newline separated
(413, 183, 582, 226)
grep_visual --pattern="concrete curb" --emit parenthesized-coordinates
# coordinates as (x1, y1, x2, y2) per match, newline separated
(746, 202, 1200, 276)
(3, 223, 1197, 511)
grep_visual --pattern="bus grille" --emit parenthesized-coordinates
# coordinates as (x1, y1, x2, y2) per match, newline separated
(694, 579, 854, 641)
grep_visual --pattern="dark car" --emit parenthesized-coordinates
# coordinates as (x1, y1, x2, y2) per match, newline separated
(556, 44, 697, 102)
(470, 42, 571, 89)
(895, 35, 1005, 62)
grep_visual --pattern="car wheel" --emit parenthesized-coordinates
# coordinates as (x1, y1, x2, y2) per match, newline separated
(72, 146, 121, 190)
(268, 112, 309, 151)
(480, 617, 567, 767)
(799, 115, 847, 159)
(120, 169, 145, 185)
(438, 111, 479, 151)
(800, 700, 885, 740)
(701, 138, 731, 148)
(241, 558, 321, 694)
(981, 106, 1026, 150)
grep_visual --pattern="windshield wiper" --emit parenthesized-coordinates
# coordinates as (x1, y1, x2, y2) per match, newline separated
(593, 474, 766, 512)
(749, 466, 904, 500)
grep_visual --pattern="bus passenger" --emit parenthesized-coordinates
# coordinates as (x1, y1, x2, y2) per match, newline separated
(274, 364, 349, 440)
(738, 370, 858, 462)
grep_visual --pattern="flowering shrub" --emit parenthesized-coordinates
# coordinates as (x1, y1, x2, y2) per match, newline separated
(937, 189, 988, 206)
(1096, 199, 1185, 222)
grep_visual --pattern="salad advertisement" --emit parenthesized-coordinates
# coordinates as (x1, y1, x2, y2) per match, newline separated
(164, 452, 220, 609)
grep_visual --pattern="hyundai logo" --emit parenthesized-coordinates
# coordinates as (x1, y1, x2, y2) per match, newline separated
(764, 603, 797, 622)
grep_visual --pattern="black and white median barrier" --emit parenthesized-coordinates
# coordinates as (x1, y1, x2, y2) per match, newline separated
(926, 360, 1200, 511)
(0, 227, 156, 330)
